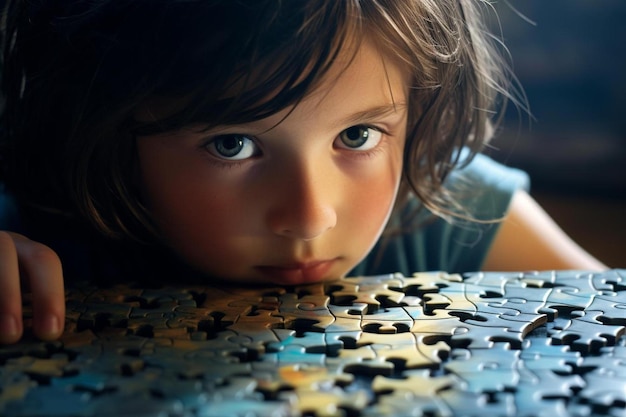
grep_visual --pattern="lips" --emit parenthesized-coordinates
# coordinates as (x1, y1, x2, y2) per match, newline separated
(254, 259, 336, 285)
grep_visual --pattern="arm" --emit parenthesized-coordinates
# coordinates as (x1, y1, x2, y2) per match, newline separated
(483, 190, 608, 271)
(0, 232, 65, 344)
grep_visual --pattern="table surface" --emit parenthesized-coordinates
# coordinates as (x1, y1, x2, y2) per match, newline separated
(1, 270, 625, 417)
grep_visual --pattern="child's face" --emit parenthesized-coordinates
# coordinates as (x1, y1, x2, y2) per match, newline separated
(135, 40, 408, 285)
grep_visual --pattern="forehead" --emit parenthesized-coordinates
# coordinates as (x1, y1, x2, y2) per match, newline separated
(307, 38, 408, 104)
(233, 38, 409, 134)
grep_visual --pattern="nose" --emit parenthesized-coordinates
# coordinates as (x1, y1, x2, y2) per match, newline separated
(266, 162, 337, 241)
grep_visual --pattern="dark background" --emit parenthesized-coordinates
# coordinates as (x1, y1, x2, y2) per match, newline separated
(487, 1, 625, 266)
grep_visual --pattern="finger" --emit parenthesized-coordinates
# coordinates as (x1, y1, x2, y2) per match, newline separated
(13, 235, 65, 341)
(0, 231, 23, 344)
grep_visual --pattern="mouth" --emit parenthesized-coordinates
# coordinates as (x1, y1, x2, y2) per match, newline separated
(254, 259, 337, 285)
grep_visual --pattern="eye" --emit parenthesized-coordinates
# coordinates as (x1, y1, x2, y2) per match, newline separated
(336, 125, 383, 151)
(205, 134, 259, 160)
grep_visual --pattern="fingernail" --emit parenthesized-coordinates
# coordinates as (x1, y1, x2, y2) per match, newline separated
(0, 313, 19, 339)
(39, 315, 60, 337)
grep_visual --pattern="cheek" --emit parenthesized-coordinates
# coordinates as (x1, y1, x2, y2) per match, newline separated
(136, 147, 251, 254)
(351, 177, 396, 221)
(140, 170, 262, 275)
(341, 150, 404, 241)
(147, 177, 245, 237)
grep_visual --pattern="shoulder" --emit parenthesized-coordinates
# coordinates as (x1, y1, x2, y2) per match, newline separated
(448, 150, 530, 220)
(455, 150, 528, 186)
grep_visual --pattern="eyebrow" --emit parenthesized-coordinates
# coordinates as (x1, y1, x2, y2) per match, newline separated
(208, 102, 410, 136)
(340, 103, 408, 127)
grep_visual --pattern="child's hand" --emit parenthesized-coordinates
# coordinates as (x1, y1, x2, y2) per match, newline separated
(0, 231, 65, 344)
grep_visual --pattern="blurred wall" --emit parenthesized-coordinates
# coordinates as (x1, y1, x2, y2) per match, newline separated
(490, 1, 626, 197)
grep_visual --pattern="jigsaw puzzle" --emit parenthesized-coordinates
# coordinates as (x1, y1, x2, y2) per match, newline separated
(1, 270, 625, 416)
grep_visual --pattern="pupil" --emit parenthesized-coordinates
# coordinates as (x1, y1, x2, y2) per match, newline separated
(347, 127, 366, 141)
(223, 137, 241, 150)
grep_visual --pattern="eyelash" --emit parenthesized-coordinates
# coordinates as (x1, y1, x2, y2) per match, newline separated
(335, 125, 389, 159)
(198, 141, 252, 171)
(205, 157, 251, 170)
(201, 124, 390, 168)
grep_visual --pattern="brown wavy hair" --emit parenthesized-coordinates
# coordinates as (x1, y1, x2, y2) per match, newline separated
(1, 0, 514, 241)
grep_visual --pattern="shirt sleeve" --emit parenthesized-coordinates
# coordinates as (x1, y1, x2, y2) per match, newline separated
(350, 152, 530, 276)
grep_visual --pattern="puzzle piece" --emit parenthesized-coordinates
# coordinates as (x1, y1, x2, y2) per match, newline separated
(368, 369, 460, 416)
(577, 345, 626, 408)
(549, 312, 625, 353)
(358, 331, 450, 370)
(445, 344, 521, 393)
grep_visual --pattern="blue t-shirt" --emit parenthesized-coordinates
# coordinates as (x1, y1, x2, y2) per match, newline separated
(0, 152, 528, 283)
